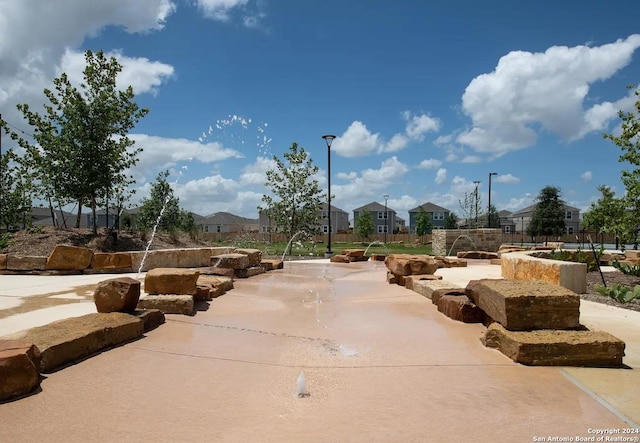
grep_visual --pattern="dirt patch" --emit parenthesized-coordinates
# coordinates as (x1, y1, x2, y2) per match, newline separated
(583, 270, 640, 313)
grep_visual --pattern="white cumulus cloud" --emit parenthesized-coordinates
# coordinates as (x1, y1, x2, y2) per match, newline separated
(581, 171, 593, 183)
(435, 168, 447, 184)
(418, 158, 443, 170)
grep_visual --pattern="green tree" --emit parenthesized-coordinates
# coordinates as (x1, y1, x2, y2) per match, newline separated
(0, 148, 31, 230)
(444, 212, 458, 229)
(415, 208, 433, 239)
(604, 85, 640, 247)
(259, 143, 326, 252)
(5, 50, 148, 235)
(582, 185, 627, 248)
(459, 189, 483, 228)
(527, 186, 566, 241)
(354, 211, 374, 240)
(137, 171, 183, 232)
(486, 204, 499, 228)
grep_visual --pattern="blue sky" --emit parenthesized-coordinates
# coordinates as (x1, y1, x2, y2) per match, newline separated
(1, 0, 639, 224)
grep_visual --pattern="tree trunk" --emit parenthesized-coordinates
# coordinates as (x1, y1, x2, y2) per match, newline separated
(48, 196, 57, 228)
(91, 193, 98, 236)
(75, 199, 83, 228)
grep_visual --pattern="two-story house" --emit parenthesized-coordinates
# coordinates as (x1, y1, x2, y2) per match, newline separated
(201, 212, 258, 234)
(352, 202, 396, 235)
(509, 204, 581, 235)
(408, 202, 452, 234)
(258, 203, 349, 234)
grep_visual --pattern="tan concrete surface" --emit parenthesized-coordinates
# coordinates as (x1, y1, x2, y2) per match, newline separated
(0, 260, 638, 442)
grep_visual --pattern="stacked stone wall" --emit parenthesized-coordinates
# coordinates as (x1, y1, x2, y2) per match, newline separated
(432, 229, 502, 256)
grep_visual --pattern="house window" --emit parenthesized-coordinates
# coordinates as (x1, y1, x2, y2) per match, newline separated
(216, 225, 221, 233)
(322, 225, 333, 233)
(204, 225, 209, 233)
(504, 226, 511, 233)
(566, 226, 574, 234)
(433, 212, 444, 220)
(377, 225, 388, 234)
(322, 211, 328, 219)
(378, 211, 388, 220)
(566, 211, 572, 219)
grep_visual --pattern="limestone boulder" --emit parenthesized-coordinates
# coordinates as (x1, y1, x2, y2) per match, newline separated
(144, 268, 199, 295)
(197, 266, 235, 278)
(0, 340, 41, 402)
(482, 322, 625, 367)
(404, 274, 443, 291)
(261, 259, 283, 271)
(370, 254, 386, 261)
(234, 248, 262, 267)
(341, 249, 365, 258)
(9, 313, 143, 373)
(93, 277, 141, 313)
(235, 266, 265, 278)
(437, 295, 484, 323)
(384, 254, 439, 276)
(431, 289, 467, 305)
(330, 254, 350, 263)
(90, 252, 133, 271)
(7, 255, 47, 271)
(137, 295, 195, 315)
(132, 309, 165, 332)
(456, 251, 499, 260)
(214, 253, 250, 270)
(411, 279, 461, 300)
(198, 275, 233, 292)
(0, 254, 7, 270)
(46, 245, 93, 270)
(466, 279, 580, 331)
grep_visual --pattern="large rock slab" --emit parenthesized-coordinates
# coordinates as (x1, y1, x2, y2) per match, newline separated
(197, 266, 235, 278)
(330, 255, 350, 263)
(137, 295, 195, 315)
(131, 248, 231, 272)
(132, 309, 165, 332)
(341, 249, 365, 258)
(466, 279, 580, 331)
(233, 248, 262, 267)
(260, 259, 283, 271)
(197, 275, 233, 292)
(7, 255, 47, 271)
(235, 266, 265, 278)
(214, 253, 250, 270)
(144, 268, 199, 295)
(0, 340, 41, 402)
(482, 322, 625, 367)
(411, 279, 461, 300)
(93, 277, 141, 313)
(45, 245, 93, 270)
(90, 252, 133, 272)
(434, 256, 468, 268)
(404, 274, 444, 291)
(456, 251, 499, 260)
(431, 289, 467, 305)
(384, 254, 439, 276)
(0, 254, 7, 270)
(8, 313, 143, 373)
(501, 251, 587, 293)
(437, 295, 484, 323)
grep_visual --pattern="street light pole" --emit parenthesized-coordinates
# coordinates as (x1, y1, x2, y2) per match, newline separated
(488, 172, 497, 228)
(473, 180, 480, 227)
(322, 135, 336, 257)
(383, 194, 389, 244)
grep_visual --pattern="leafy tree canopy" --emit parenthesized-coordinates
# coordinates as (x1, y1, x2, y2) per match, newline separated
(415, 207, 433, 237)
(354, 211, 374, 240)
(527, 186, 566, 239)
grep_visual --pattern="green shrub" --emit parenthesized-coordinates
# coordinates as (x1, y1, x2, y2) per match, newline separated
(0, 232, 12, 250)
(611, 260, 640, 277)
(595, 284, 640, 303)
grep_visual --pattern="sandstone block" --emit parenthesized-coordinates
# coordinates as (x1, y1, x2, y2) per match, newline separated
(235, 266, 265, 278)
(132, 309, 165, 332)
(214, 253, 250, 270)
(437, 295, 484, 323)
(198, 266, 235, 278)
(411, 279, 462, 300)
(261, 259, 283, 270)
(330, 254, 350, 263)
(0, 254, 7, 270)
(466, 279, 580, 331)
(7, 255, 47, 271)
(137, 295, 195, 315)
(386, 271, 397, 284)
(93, 277, 141, 313)
(482, 323, 625, 367)
(0, 340, 41, 401)
(130, 248, 223, 272)
(370, 254, 386, 261)
(233, 248, 262, 266)
(456, 251, 499, 260)
(198, 275, 233, 292)
(500, 252, 587, 293)
(404, 274, 443, 291)
(431, 289, 467, 305)
(384, 254, 439, 276)
(45, 245, 93, 270)
(341, 249, 365, 258)
(8, 313, 143, 373)
(144, 268, 199, 295)
(91, 252, 133, 271)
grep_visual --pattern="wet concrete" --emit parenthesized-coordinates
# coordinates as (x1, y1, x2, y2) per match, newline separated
(0, 261, 637, 442)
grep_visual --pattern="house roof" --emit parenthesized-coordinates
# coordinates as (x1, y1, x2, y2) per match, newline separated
(320, 202, 348, 214)
(408, 202, 451, 213)
(511, 203, 580, 217)
(352, 201, 396, 212)
(203, 211, 258, 225)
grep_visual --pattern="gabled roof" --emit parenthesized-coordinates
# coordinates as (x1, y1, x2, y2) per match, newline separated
(320, 202, 348, 214)
(511, 203, 580, 217)
(352, 201, 396, 212)
(408, 202, 451, 213)
(203, 211, 258, 225)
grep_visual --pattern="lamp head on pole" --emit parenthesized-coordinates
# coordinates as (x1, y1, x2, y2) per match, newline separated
(322, 134, 336, 148)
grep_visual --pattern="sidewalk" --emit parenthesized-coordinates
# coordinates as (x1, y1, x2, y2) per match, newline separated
(0, 260, 638, 442)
